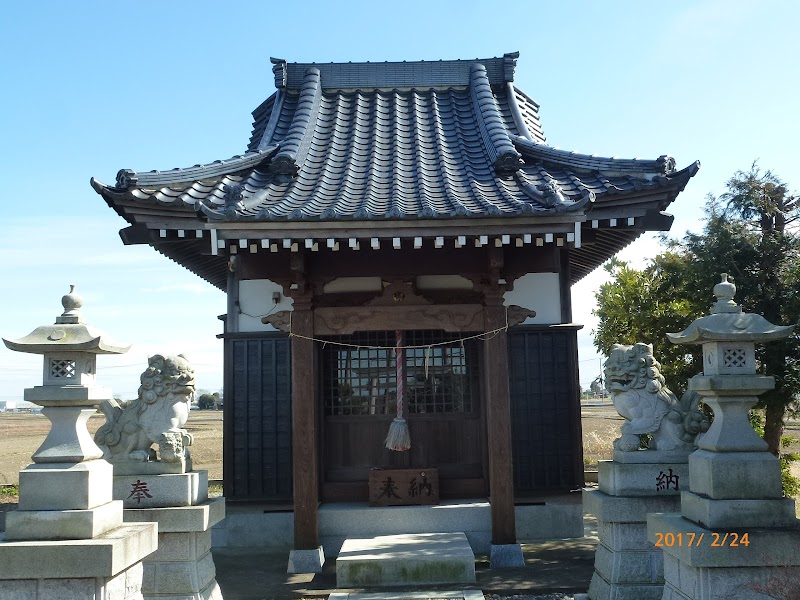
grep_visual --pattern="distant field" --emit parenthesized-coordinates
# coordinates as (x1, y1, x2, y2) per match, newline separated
(0, 411, 223, 485)
(1, 406, 798, 486)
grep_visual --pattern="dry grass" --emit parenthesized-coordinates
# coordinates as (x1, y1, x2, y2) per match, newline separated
(580, 404, 621, 468)
(0, 411, 223, 486)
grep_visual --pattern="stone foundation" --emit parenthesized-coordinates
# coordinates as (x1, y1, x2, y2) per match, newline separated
(585, 458, 689, 600)
(214, 497, 583, 555)
(0, 561, 145, 600)
(124, 496, 225, 600)
(0, 522, 157, 600)
(649, 513, 800, 600)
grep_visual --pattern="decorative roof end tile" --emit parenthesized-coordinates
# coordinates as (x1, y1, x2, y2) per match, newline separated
(271, 57, 287, 90)
(503, 51, 519, 82)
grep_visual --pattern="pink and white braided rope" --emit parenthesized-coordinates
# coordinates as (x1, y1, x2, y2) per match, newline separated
(395, 330, 404, 418)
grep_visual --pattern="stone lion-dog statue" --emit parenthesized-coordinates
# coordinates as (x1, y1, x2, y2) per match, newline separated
(95, 354, 195, 468)
(604, 343, 708, 453)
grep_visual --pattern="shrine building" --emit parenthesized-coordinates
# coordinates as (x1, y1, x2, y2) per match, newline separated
(92, 52, 698, 559)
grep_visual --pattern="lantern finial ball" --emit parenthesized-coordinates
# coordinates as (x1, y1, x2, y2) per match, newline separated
(58, 285, 84, 324)
(711, 273, 740, 315)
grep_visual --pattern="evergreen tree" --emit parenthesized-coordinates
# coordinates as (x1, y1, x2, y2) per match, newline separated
(594, 164, 799, 454)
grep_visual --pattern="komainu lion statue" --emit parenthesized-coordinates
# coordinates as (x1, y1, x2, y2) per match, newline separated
(95, 354, 195, 466)
(604, 343, 708, 452)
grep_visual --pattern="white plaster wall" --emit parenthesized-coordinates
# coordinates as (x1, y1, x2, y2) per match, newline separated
(416, 275, 473, 290)
(323, 277, 382, 293)
(503, 272, 561, 325)
(237, 279, 294, 332)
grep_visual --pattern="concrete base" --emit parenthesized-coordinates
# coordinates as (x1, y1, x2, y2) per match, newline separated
(0, 522, 157, 580)
(125, 496, 225, 533)
(584, 488, 681, 523)
(587, 571, 664, 600)
(0, 560, 146, 600)
(213, 497, 583, 555)
(336, 533, 476, 587)
(599, 460, 688, 497)
(5, 500, 124, 541)
(489, 543, 525, 568)
(123, 498, 225, 600)
(112, 457, 192, 476)
(613, 449, 692, 464)
(288, 546, 325, 574)
(649, 513, 800, 599)
(689, 449, 782, 499)
(18, 460, 113, 511)
(115, 470, 208, 508)
(584, 488, 682, 600)
(680, 490, 796, 529)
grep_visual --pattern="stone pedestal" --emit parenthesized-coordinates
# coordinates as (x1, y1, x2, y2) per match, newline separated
(646, 380, 800, 599)
(648, 513, 800, 600)
(0, 523, 158, 600)
(115, 471, 208, 509)
(120, 473, 225, 600)
(585, 458, 689, 600)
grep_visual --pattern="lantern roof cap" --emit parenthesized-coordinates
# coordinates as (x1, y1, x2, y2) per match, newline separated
(2, 285, 130, 355)
(667, 274, 794, 345)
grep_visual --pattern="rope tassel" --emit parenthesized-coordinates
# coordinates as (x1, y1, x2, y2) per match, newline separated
(385, 330, 411, 451)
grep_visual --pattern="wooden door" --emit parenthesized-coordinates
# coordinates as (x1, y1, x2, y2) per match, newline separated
(320, 330, 486, 502)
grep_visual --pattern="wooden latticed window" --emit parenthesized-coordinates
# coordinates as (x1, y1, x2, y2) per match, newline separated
(321, 330, 480, 417)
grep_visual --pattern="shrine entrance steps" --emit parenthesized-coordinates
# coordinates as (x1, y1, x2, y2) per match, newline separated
(336, 533, 476, 588)
(329, 591, 484, 600)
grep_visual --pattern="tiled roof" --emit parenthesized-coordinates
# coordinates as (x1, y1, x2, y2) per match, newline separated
(95, 54, 694, 224)
(92, 52, 699, 287)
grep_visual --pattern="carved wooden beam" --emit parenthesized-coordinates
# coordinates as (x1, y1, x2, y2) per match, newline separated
(365, 280, 432, 306)
(263, 304, 534, 334)
(315, 304, 484, 334)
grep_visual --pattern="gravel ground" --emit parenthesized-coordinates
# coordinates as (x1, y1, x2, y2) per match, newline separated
(485, 595, 576, 600)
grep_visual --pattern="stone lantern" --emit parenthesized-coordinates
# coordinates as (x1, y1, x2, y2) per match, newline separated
(646, 274, 800, 600)
(665, 273, 794, 527)
(0, 286, 157, 600)
(2, 285, 130, 540)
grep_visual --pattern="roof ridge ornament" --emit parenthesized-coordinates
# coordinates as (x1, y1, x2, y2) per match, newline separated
(269, 67, 322, 179)
(469, 63, 524, 175)
(658, 155, 677, 175)
(503, 51, 519, 82)
(116, 169, 137, 189)
(513, 170, 594, 212)
(271, 57, 287, 90)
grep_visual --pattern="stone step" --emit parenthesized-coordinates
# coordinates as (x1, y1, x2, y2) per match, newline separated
(336, 532, 476, 588)
(329, 591, 484, 600)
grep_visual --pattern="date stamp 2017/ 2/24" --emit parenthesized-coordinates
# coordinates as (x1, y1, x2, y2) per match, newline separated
(653, 532, 750, 548)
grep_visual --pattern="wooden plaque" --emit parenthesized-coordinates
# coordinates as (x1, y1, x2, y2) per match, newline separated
(368, 468, 440, 506)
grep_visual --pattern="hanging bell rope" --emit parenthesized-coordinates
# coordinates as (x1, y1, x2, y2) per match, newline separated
(385, 329, 411, 451)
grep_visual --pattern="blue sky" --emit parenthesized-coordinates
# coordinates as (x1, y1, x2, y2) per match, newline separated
(1, 0, 798, 399)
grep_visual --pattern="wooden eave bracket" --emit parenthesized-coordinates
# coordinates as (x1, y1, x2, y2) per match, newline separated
(119, 224, 153, 245)
(640, 209, 675, 232)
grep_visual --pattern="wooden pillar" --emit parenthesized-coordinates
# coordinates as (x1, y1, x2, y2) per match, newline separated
(291, 295, 319, 549)
(484, 294, 516, 545)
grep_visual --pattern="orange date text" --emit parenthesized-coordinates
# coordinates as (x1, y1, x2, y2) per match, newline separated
(653, 532, 750, 548)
